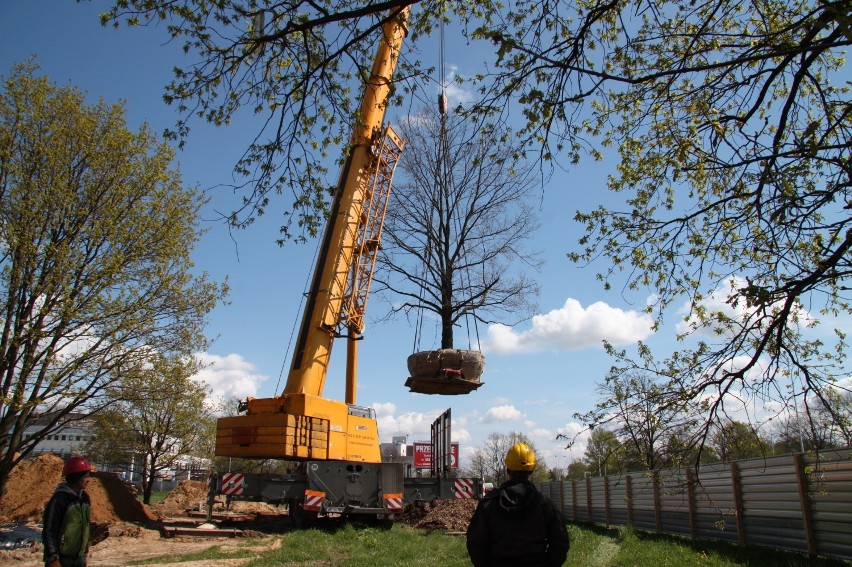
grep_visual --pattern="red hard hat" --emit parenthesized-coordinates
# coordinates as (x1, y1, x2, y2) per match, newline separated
(62, 456, 92, 476)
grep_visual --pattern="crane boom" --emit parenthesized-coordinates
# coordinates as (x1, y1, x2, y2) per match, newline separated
(216, 8, 408, 464)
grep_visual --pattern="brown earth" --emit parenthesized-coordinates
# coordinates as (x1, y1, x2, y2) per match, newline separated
(0, 453, 474, 566)
(0, 453, 155, 524)
(150, 479, 280, 518)
(399, 498, 478, 532)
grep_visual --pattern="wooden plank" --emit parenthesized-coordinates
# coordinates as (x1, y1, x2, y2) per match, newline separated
(586, 477, 593, 522)
(686, 468, 697, 540)
(626, 474, 633, 526)
(572, 479, 577, 522)
(731, 462, 747, 546)
(794, 453, 817, 556)
(652, 471, 661, 533)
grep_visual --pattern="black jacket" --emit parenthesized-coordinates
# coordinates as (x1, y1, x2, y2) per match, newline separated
(42, 483, 91, 562)
(466, 478, 569, 567)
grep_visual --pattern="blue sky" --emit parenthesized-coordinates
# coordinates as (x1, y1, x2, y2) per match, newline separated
(3, 0, 822, 470)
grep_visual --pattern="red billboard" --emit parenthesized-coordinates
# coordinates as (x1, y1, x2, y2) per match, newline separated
(412, 442, 459, 469)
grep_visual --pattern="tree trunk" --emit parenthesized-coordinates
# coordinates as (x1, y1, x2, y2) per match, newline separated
(441, 313, 454, 349)
(0, 466, 10, 501)
(141, 459, 154, 504)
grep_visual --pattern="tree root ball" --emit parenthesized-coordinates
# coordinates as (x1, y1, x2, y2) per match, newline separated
(405, 349, 485, 395)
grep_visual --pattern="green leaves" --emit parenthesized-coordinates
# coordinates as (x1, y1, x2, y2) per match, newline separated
(0, 62, 227, 489)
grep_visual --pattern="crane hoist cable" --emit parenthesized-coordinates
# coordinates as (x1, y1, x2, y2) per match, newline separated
(275, 235, 323, 394)
(405, 14, 485, 395)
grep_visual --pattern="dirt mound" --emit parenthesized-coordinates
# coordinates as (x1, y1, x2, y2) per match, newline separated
(400, 498, 478, 532)
(152, 480, 209, 516)
(0, 453, 156, 524)
(0, 453, 64, 522)
(88, 471, 158, 523)
(151, 480, 280, 517)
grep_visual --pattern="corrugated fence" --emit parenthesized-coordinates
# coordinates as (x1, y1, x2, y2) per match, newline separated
(536, 449, 852, 560)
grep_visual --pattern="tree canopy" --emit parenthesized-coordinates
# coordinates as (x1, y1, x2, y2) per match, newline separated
(0, 62, 227, 495)
(85, 354, 214, 504)
(377, 109, 541, 349)
(102, 0, 852, 451)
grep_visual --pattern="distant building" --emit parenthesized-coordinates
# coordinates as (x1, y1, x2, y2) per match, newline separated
(379, 438, 461, 477)
(22, 411, 93, 459)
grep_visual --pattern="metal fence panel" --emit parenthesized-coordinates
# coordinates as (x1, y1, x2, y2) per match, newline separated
(538, 449, 852, 560)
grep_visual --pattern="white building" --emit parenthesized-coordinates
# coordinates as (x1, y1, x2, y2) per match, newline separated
(23, 411, 93, 459)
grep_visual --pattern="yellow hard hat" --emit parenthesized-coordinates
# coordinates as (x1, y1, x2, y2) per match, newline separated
(505, 443, 536, 472)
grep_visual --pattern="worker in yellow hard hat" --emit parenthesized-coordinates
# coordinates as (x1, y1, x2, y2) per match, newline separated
(466, 443, 569, 566)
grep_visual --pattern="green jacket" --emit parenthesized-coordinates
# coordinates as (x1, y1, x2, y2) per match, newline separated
(42, 483, 90, 561)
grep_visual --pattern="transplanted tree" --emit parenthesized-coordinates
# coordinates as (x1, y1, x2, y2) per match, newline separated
(0, 62, 227, 496)
(85, 355, 215, 504)
(376, 109, 541, 348)
(102, 0, 851, 449)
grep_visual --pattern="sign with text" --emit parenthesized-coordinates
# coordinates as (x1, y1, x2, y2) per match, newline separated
(412, 442, 459, 469)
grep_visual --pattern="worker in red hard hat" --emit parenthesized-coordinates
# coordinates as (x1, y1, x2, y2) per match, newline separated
(466, 443, 569, 566)
(42, 456, 92, 567)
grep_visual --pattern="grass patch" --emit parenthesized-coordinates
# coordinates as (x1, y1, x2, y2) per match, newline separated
(569, 523, 851, 567)
(128, 545, 256, 565)
(144, 490, 170, 505)
(245, 524, 470, 567)
(120, 522, 852, 566)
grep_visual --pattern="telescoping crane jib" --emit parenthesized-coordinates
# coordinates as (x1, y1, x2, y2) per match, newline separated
(216, 8, 408, 465)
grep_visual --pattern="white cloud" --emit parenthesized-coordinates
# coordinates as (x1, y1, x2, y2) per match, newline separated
(444, 65, 475, 106)
(556, 422, 589, 460)
(481, 298, 654, 354)
(371, 402, 396, 417)
(481, 404, 523, 423)
(193, 352, 268, 404)
(376, 410, 436, 442)
(530, 428, 552, 440)
(453, 427, 472, 444)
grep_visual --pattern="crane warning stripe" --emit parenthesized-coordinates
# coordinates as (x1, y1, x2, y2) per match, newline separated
(454, 478, 475, 499)
(304, 490, 326, 512)
(383, 493, 404, 511)
(220, 473, 245, 496)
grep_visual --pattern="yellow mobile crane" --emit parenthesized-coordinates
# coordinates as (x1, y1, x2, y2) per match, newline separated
(211, 8, 408, 524)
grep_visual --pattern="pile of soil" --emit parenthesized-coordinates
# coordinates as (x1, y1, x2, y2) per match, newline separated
(151, 480, 210, 517)
(150, 480, 280, 518)
(399, 498, 478, 532)
(0, 453, 157, 524)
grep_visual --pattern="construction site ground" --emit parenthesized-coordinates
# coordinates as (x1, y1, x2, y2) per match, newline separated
(0, 454, 477, 566)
